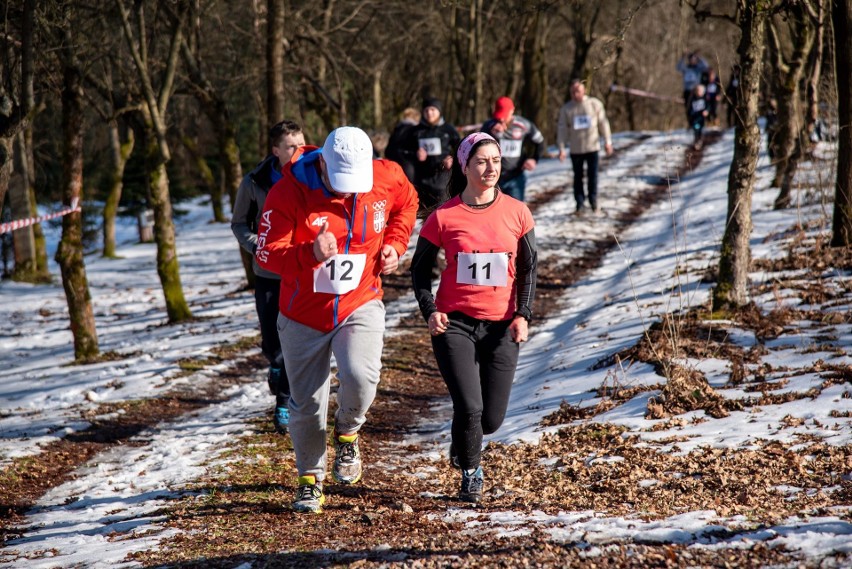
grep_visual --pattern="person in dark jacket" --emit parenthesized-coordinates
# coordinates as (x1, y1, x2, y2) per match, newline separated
(725, 64, 741, 128)
(231, 119, 304, 435)
(687, 84, 709, 150)
(480, 97, 545, 202)
(384, 107, 420, 183)
(703, 67, 723, 126)
(403, 97, 461, 215)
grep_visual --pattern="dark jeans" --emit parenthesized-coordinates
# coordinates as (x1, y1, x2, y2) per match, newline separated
(255, 275, 290, 399)
(570, 151, 600, 210)
(431, 312, 519, 470)
(500, 173, 527, 202)
(691, 116, 705, 145)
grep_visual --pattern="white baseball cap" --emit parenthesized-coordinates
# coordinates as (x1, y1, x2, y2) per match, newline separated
(321, 126, 374, 194)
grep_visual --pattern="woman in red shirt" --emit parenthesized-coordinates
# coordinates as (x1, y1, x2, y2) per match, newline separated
(410, 132, 537, 503)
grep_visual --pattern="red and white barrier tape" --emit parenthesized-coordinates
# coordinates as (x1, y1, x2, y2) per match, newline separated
(610, 84, 685, 104)
(0, 199, 81, 235)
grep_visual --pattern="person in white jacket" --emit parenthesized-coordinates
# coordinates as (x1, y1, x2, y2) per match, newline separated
(557, 80, 613, 214)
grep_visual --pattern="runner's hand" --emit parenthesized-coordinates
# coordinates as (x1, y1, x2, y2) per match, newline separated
(313, 221, 338, 262)
(428, 312, 449, 336)
(380, 244, 399, 275)
(509, 316, 528, 343)
(605, 143, 614, 157)
(522, 158, 537, 171)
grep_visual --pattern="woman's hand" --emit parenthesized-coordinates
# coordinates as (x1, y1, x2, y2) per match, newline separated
(428, 312, 449, 336)
(509, 315, 528, 343)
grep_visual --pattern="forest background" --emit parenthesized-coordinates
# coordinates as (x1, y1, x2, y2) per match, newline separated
(1, 0, 850, 358)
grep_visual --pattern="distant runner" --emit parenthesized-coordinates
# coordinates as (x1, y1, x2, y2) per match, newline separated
(557, 79, 613, 215)
(400, 97, 460, 215)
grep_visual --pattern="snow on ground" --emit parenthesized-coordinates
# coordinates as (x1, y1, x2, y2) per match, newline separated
(1, 127, 850, 567)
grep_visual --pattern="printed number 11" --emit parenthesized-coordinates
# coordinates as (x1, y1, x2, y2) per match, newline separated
(467, 262, 491, 280)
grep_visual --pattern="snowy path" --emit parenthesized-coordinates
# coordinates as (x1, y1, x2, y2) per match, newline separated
(1, 130, 850, 567)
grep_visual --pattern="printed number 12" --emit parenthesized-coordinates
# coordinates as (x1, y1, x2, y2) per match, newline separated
(326, 259, 354, 281)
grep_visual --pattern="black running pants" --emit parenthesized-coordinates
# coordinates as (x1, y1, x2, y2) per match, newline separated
(431, 312, 519, 470)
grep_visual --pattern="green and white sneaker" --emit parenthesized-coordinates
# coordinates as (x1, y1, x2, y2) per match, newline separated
(332, 432, 362, 484)
(292, 475, 325, 513)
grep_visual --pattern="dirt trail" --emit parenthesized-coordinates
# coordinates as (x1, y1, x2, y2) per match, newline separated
(1, 131, 740, 568)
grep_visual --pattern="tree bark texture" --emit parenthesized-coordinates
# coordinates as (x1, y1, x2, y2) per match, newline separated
(17, 131, 50, 279)
(19, 0, 49, 280)
(831, 0, 852, 247)
(103, 121, 134, 258)
(713, 1, 768, 311)
(117, 0, 192, 322)
(8, 169, 37, 281)
(520, 10, 548, 136)
(266, 0, 286, 129)
(182, 135, 225, 222)
(56, 41, 99, 361)
(767, 7, 813, 205)
(0, 137, 12, 211)
(142, 126, 192, 322)
(179, 37, 243, 210)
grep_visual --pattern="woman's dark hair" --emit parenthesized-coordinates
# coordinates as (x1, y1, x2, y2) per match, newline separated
(447, 138, 500, 197)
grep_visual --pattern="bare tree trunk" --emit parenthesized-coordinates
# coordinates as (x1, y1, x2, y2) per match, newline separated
(520, 10, 548, 136)
(565, 1, 603, 93)
(831, 0, 852, 247)
(373, 65, 383, 130)
(713, 1, 768, 311)
(57, 28, 98, 362)
(767, 8, 813, 205)
(179, 37, 243, 209)
(472, 0, 485, 124)
(103, 121, 134, 258)
(18, 131, 49, 279)
(0, 137, 12, 210)
(804, 0, 826, 151)
(182, 135, 225, 222)
(116, 0, 191, 323)
(266, 0, 286, 128)
(8, 171, 37, 281)
(19, 0, 48, 281)
(140, 117, 192, 322)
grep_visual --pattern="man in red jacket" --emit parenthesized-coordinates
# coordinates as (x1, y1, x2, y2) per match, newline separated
(256, 126, 418, 513)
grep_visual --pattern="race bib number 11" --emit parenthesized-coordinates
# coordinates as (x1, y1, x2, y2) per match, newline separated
(313, 253, 366, 294)
(456, 252, 509, 287)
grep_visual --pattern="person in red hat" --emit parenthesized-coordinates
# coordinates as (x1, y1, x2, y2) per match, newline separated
(480, 97, 545, 202)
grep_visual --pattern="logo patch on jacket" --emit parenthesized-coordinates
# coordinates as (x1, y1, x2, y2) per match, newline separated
(372, 200, 387, 233)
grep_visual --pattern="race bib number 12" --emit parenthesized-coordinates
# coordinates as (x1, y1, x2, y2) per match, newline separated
(313, 253, 366, 294)
(456, 252, 509, 287)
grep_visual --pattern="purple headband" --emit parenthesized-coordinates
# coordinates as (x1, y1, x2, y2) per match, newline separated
(457, 132, 500, 171)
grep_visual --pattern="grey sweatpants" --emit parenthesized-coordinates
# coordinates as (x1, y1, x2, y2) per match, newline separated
(277, 299, 385, 481)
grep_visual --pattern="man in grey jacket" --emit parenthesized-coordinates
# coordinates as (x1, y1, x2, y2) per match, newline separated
(231, 120, 305, 434)
(557, 80, 613, 215)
